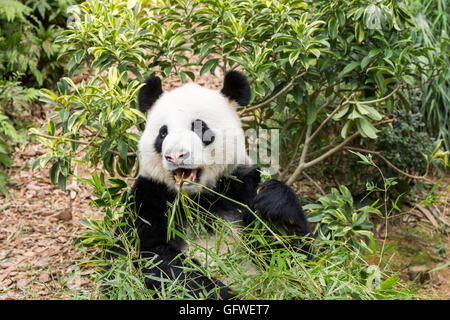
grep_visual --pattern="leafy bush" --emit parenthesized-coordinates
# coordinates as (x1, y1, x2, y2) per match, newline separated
(305, 185, 377, 245)
(0, 0, 77, 195)
(34, 0, 447, 192)
(376, 110, 437, 175)
(0, 111, 23, 196)
(0, 0, 76, 87)
(406, 0, 449, 151)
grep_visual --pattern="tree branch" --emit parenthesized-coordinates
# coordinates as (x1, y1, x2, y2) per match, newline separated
(238, 71, 307, 115)
(309, 93, 356, 143)
(344, 146, 433, 182)
(286, 118, 396, 186)
(346, 84, 402, 105)
(29, 131, 137, 157)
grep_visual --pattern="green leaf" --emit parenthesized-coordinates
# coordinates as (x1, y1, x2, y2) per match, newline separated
(47, 120, 55, 136)
(49, 161, 59, 185)
(328, 17, 338, 40)
(339, 61, 360, 78)
(306, 103, 317, 125)
(289, 51, 301, 67)
(348, 108, 362, 120)
(402, 74, 415, 86)
(333, 105, 350, 121)
(58, 171, 67, 191)
(379, 276, 400, 290)
(336, 9, 345, 27)
(341, 120, 351, 138)
(200, 58, 219, 76)
(355, 22, 365, 43)
(356, 104, 382, 121)
(357, 117, 378, 139)
(127, 0, 138, 9)
(117, 139, 128, 160)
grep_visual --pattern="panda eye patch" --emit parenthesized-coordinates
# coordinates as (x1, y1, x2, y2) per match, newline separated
(159, 125, 168, 138)
(191, 119, 215, 146)
(154, 125, 168, 154)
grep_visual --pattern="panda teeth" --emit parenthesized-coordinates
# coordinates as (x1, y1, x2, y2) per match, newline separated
(173, 168, 199, 184)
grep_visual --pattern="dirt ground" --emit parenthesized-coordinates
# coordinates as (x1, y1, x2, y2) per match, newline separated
(0, 145, 97, 298)
(0, 72, 449, 299)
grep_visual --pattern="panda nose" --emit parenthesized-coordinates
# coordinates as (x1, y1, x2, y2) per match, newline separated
(164, 151, 190, 164)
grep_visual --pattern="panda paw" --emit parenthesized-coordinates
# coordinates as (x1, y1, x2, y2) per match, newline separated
(254, 179, 311, 236)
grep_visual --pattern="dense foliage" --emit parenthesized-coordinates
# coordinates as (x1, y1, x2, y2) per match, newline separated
(0, 0, 77, 195)
(29, 0, 449, 299)
(35, 0, 449, 193)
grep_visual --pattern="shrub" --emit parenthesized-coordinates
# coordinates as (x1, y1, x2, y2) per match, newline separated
(305, 185, 377, 245)
(376, 110, 436, 175)
(34, 0, 448, 194)
(0, 0, 77, 195)
(406, 0, 449, 151)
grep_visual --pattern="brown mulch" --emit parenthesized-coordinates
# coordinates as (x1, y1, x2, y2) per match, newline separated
(0, 140, 102, 299)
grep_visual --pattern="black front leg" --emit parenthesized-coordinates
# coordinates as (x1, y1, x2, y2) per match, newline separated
(140, 244, 235, 300)
(254, 179, 312, 237)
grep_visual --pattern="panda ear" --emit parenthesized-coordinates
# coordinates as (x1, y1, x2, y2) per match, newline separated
(138, 76, 163, 113)
(220, 71, 251, 106)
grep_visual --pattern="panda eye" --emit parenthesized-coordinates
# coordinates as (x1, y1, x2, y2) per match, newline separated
(154, 125, 168, 154)
(159, 125, 168, 138)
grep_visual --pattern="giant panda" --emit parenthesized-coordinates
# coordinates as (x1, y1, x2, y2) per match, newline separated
(107, 71, 312, 300)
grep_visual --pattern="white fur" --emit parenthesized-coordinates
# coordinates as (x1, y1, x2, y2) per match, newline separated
(138, 83, 252, 193)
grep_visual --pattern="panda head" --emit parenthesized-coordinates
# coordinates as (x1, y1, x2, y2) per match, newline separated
(137, 71, 252, 194)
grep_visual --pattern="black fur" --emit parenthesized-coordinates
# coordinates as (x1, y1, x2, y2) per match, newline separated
(154, 125, 168, 154)
(138, 76, 163, 113)
(106, 165, 311, 299)
(221, 71, 251, 106)
(255, 179, 312, 236)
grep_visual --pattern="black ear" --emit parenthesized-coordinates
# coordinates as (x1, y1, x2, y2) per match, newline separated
(220, 71, 251, 106)
(138, 76, 163, 113)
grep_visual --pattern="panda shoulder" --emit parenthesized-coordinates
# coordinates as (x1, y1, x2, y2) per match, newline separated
(231, 165, 261, 185)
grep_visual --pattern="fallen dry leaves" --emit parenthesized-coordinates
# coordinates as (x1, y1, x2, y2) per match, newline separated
(0, 134, 101, 299)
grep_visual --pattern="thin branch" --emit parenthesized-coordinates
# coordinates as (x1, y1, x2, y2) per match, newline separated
(279, 127, 306, 181)
(286, 125, 312, 186)
(284, 84, 403, 187)
(280, 89, 340, 181)
(238, 71, 307, 115)
(30, 131, 137, 157)
(302, 171, 325, 195)
(30, 131, 91, 145)
(344, 146, 433, 183)
(305, 119, 396, 168)
(285, 93, 354, 186)
(286, 118, 396, 186)
(309, 93, 356, 143)
(305, 138, 337, 160)
(317, 92, 339, 114)
(346, 84, 402, 105)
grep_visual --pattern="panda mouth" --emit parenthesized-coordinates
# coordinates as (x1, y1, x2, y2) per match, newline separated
(172, 168, 201, 185)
